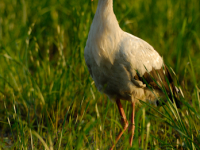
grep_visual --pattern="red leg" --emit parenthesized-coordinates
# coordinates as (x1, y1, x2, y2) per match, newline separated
(110, 99, 129, 150)
(129, 102, 135, 146)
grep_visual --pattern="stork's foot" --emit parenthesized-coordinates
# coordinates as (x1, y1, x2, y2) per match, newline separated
(110, 120, 129, 150)
(129, 102, 135, 147)
(110, 100, 136, 150)
(110, 99, 129, 150)
(129, 123, 135, 146)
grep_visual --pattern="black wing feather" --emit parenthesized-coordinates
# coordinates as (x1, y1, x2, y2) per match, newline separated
(134, 65, 180, 108)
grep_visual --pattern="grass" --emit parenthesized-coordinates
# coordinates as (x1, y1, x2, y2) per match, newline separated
(0, 0, 200, 149)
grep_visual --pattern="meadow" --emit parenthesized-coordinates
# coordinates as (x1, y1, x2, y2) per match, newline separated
(0, 0, 200, 149)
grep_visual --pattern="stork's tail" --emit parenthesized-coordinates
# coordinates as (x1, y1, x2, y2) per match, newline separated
(173, 86, 184, 108)
(156, 66, 184, 108)
(156, 84, 183, 108)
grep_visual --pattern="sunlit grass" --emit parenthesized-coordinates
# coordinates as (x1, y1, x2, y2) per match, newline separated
(0, 0, 200, 149)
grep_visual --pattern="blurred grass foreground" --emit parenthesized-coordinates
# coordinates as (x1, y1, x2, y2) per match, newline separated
(0, 0, 200, 149)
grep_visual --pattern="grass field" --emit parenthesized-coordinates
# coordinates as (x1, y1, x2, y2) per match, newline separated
(0, 0, 200, 149)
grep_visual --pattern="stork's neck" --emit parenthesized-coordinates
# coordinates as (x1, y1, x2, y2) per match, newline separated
(96, 0, 113, 16)
(86, 0, 122, 67)
(93, 0, 121, 33)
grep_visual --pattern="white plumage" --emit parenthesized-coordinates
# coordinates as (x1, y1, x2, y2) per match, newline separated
(85, 0, 163, 102)
(84, 0, 179, 149)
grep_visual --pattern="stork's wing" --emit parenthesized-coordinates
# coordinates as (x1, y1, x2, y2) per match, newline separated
(120, 33, 164, 76)
(135, 65, 180, 107)
(134, 65, 173, 92)
(121, 32, 180, 107)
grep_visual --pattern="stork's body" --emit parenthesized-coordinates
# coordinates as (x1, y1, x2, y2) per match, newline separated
(84, 0, 179, 149)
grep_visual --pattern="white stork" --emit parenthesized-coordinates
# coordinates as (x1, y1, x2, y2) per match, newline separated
(84, 0, 180, 149)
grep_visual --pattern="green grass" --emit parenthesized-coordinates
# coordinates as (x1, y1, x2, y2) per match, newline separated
(0, 0, 200, 149)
